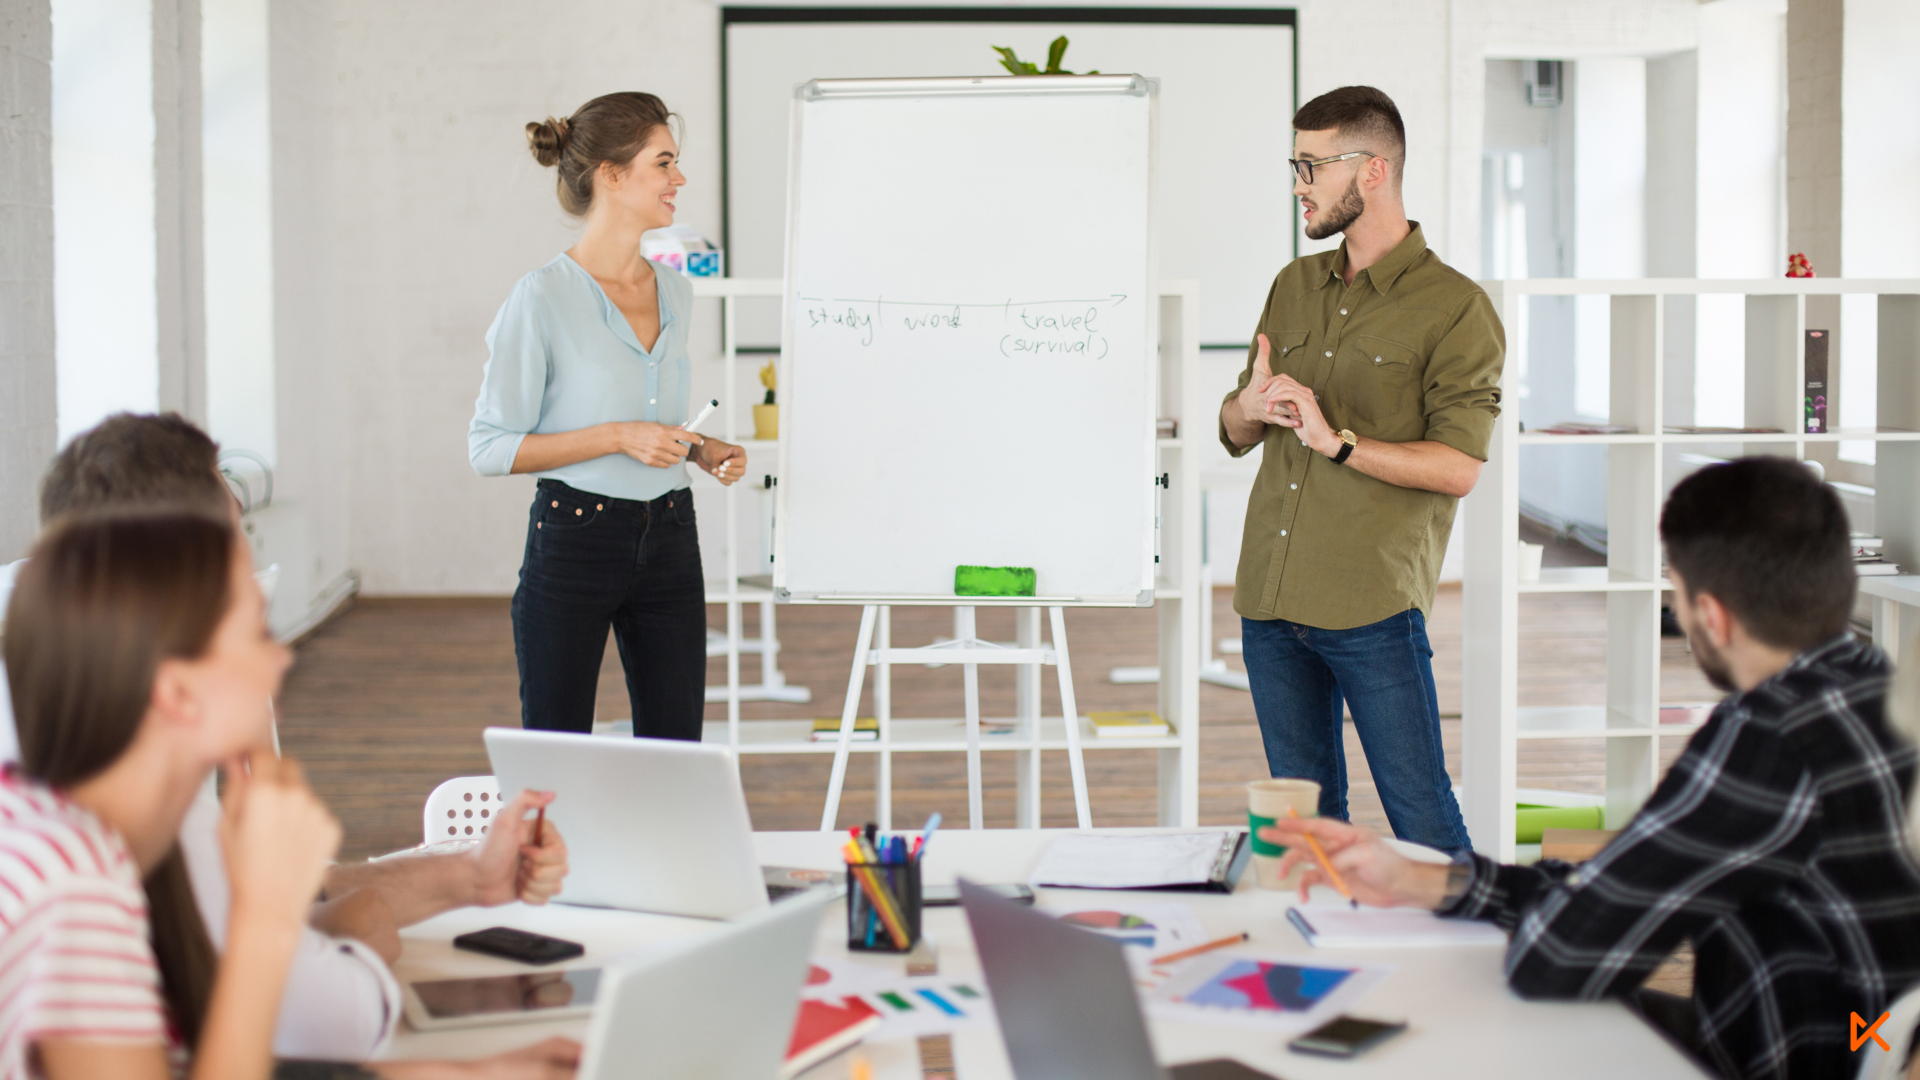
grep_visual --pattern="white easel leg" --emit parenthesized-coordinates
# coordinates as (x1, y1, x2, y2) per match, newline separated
(876, 606, 893, 830)
(821, 605, 879, 831)
(959, 606, 983, 830)
(1015, 606, 1042, 828)
(1050, 606, 1092, 829)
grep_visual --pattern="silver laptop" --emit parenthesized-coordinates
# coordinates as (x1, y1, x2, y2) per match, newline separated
(962, 880, 1268, 1080)
(486, 728, 769, 918)
(579, 887, 833, 1080)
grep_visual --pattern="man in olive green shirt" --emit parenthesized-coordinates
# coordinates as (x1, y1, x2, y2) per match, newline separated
(1219, 86, 1503, 853)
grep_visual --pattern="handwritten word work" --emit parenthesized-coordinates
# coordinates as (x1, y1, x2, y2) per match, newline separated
(798, 295, 1127, 359)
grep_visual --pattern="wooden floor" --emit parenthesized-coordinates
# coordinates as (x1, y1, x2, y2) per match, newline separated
(276, 585, 1719, 862)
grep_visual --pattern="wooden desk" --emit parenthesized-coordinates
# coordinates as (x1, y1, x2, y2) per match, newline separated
(382, 830, 1706, 1078)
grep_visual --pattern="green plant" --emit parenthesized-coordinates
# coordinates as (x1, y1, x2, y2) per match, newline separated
(992, 36, 1096, 76)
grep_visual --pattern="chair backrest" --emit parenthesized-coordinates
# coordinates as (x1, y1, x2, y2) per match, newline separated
(1858, 982, 1920, 1080)
(423, 775, 502, 844)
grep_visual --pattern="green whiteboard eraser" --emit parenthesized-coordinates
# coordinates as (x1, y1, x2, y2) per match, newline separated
(954, 565, 1036, 597)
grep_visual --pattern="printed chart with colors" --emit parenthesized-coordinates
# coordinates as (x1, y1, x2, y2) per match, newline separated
(1178, 961, 1353, 1012)
(1060, 910, 1159, 948)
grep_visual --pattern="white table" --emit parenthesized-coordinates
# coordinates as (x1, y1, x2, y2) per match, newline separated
(382, 829, 1706, 1079)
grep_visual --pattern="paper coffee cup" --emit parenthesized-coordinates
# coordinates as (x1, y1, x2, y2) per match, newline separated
(1246, 778, 1321, 890)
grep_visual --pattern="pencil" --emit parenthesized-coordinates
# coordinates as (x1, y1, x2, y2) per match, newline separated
(1287, 806, 1357, 908)
(1150, 931, 1248, 966)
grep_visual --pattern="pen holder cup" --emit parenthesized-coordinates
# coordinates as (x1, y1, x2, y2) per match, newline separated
(845, 859, 922, 953)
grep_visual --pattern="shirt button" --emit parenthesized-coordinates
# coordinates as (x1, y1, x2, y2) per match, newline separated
(1339, 308, 1348, 315)
(1324, 350, 1333, 357)
(1374, 356, 1383, 363)
(649, 398, 657, 404)
(1290, 483, 1298, 490)
(1280, 530, 1288, 537)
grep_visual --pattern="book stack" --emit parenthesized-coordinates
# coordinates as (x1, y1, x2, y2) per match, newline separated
(1853, 534, 1901, 577)
(811, 717, 879, 741)
(1535, 422, 1635, 435)
(1088, 711, 1172, 738)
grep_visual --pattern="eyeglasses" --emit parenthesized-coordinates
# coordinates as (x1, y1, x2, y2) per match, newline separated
(1288, 151, 1378, 185)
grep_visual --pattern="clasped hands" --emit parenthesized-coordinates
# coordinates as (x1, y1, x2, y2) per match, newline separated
(608, 421, 746, 485)
(1237, 333, 1344, 459)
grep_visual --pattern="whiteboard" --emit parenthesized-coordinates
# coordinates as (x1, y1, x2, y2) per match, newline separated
(723, 16, 1295, 347)
(773, 76, 1157, 606)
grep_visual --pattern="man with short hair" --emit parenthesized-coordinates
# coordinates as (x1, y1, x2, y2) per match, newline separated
(1221, 85, 1502, 852)
(4, 412, 571, 1061)
(1264, 457, 1920, 1079)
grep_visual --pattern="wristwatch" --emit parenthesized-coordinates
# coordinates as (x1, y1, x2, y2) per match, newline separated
(1330, 428, 1358, 464)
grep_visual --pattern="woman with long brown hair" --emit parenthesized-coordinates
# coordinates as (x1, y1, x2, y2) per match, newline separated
(1, 510, 578, 1080)
(469, 91, 745, 737)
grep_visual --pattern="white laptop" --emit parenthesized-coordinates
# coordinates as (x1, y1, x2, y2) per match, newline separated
(579, 887, 833, 1080)
(485, 728, 770, 919)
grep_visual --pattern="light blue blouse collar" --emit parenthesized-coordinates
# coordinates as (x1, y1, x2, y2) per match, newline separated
(557, 251, 676, 358)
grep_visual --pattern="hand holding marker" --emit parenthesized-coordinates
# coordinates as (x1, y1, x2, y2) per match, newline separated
(679, 398, 724, 477)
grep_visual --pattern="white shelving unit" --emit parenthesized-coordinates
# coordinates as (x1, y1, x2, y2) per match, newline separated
(688, 278, 1204, 828)
(1461, 278, 1920, 861)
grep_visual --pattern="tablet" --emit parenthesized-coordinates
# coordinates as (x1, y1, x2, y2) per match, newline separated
(401, 967, 600, 1031)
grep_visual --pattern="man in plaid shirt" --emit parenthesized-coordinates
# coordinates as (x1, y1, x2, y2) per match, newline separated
(1263, 456, 1920, 1079)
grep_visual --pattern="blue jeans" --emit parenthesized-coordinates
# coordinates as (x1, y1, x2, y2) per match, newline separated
(1241, 609, 1471, 853)
(512, 479, 707, 737)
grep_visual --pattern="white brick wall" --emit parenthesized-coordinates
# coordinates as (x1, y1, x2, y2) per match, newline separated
(0, 1, 56, 561)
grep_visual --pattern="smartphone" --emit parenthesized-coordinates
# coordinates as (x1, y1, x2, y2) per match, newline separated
(452, 926, 586, 965)
(922, 883, 1034, 906)
(1287, 1016, 1407, 1058)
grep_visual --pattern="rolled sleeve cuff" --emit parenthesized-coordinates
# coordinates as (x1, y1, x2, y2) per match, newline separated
(1218, 389, 1260, 458)
(271, 930, 402, 1060)
(1423, 407, 1496, 462)
(1437, 852, 1516, 929)
(467, 428, 528, 478)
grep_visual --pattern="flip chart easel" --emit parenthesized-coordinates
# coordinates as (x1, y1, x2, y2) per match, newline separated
(775, 75, 1158, 830)
(817, 603, 1090, 831)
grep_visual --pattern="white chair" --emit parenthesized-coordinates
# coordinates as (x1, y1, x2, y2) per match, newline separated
(1858, 982, 1920, 1080)
(422, 775, 502, 844)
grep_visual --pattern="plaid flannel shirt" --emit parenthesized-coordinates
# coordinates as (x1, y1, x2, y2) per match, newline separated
(1443, 635, 1920, 1079)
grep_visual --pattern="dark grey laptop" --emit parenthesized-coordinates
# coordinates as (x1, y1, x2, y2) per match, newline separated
(961, 880, 1275, 1080)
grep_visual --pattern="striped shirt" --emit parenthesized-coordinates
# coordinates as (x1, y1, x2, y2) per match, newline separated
(0, 768, 171, 1079)
(1443, 635, 1920, 1079)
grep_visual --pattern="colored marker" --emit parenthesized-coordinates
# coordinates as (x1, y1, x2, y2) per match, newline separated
(916, 988, 963, 1017)
(878, 991, 915, 1012)
(948, 984, 981, 999)
(682, 398, 719, 434)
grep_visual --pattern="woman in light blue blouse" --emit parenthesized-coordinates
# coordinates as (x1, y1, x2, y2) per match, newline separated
(469, 92, 744, 737)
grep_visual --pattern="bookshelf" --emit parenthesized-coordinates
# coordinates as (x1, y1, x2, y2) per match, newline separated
(1461, 279, 1920, 861)
(688, 278, 1204, 828)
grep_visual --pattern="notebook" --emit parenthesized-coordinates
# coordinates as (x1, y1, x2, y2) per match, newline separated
(782, 996, 882, 1079)
(1286, 905, 1506, 948)
(1029, 831, 1250, 892)
(1088, 711, 1171, 738)
(811, 717, 879, 741)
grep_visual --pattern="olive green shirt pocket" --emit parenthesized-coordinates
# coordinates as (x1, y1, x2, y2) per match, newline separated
(1333, 335, 1423, 440)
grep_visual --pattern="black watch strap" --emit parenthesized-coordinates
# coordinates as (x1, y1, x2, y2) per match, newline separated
(1331, 438, 1356, 465)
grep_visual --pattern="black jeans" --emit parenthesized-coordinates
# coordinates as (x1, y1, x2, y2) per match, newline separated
(511, 479, 706, 738)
